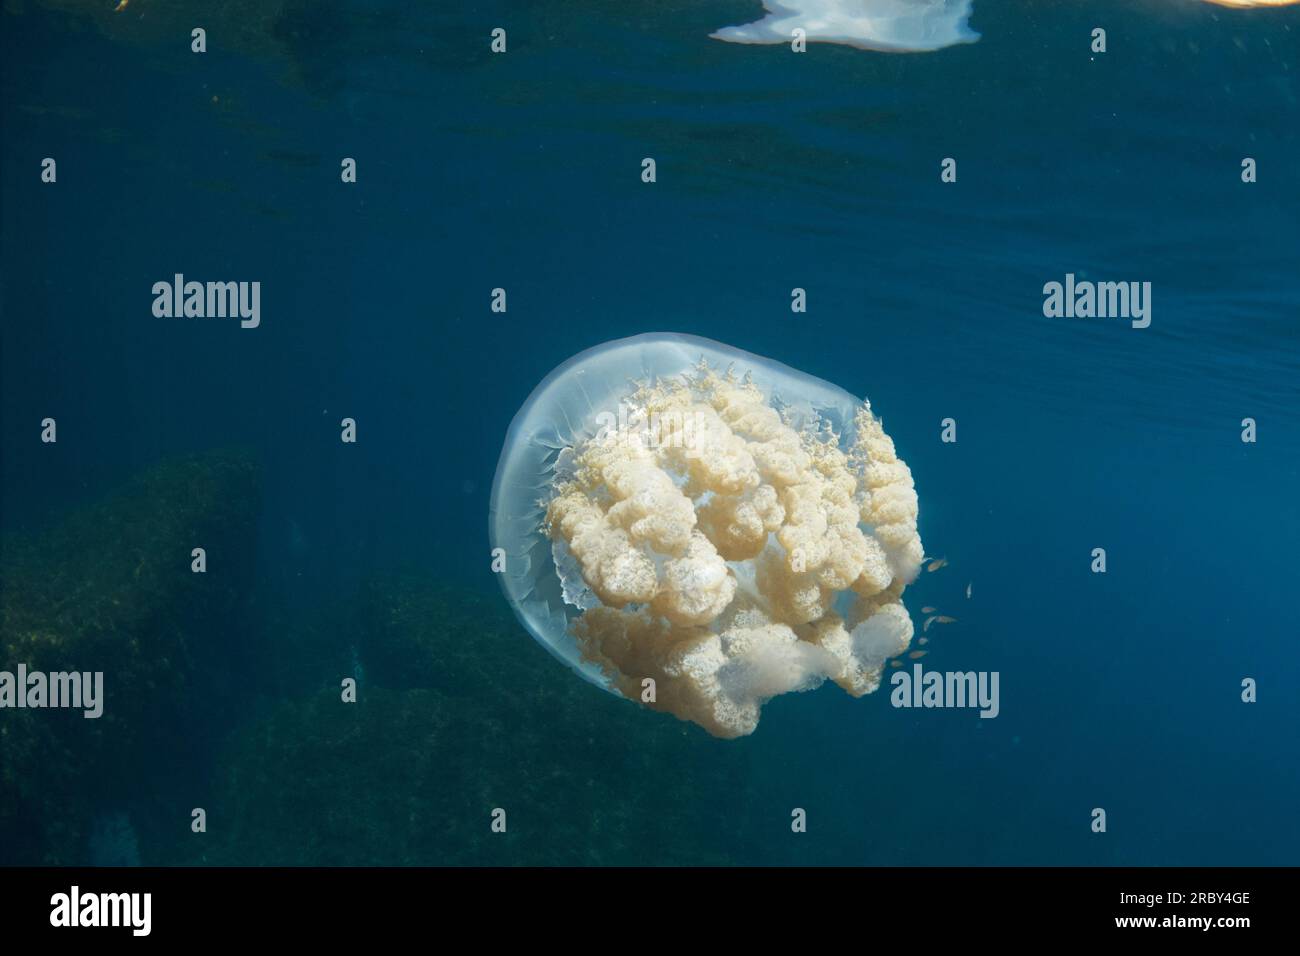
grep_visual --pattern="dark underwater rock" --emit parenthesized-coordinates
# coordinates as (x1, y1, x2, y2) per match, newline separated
(198, 575, 753, 865)
(356, 574, 519, 697)
(0, 451, 260, 863)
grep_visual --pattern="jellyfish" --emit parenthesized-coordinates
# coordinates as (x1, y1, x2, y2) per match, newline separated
(710, 0, 979, 53)
(490, 333, 923, 738)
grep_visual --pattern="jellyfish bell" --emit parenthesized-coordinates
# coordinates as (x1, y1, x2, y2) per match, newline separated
(490, 333, 923, 738)
(711, 1, 1297, 53)
(711, 0, 979, 53)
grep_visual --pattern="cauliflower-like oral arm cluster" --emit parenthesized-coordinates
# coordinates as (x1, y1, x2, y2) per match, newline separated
(543, 364, 922, 738)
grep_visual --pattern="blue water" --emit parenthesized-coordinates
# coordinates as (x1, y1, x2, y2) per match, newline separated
(2, 1, 1298, 865)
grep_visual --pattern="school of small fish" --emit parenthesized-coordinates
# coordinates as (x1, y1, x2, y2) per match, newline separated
(893, 555, 972, 666)
(922, 614, 958, 633)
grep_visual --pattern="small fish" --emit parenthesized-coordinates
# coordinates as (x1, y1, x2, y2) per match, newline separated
(966, 582, 972, 599)
(926, 557, 948, 572)
(935, 615, 958, 625)
(922, 606, 937, 614)
(919, 637, 929, 646)
(923, 615, 939, 633)
(908, 650, 928, 660)
(890, 660, 903, 668)
(114, 0, 129, 11)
